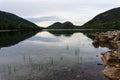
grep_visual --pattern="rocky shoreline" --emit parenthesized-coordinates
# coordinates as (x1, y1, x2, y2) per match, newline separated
(92, 30, 120, 80)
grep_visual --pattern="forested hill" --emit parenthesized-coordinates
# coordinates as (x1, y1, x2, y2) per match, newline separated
(47, 21, 79, 29)
(82, 7, 120, 29)
(0, 11, 41, 30)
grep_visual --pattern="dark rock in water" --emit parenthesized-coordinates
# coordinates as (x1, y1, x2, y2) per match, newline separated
(97, 63, 103, 65)
(92, 40, 99, 48)
(96, 55, 99, 57)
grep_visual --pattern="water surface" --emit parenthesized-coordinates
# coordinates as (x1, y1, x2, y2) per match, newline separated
(0, 30, 109, 80)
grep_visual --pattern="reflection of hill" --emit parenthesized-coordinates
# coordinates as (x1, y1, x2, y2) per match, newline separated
(0, 31, 38, 48)
(47, 29, 109, 38)
(47, 30, 75, 37)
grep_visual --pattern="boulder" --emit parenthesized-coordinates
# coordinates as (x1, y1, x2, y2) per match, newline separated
(99, 35, 109, 42)
(92, 40, 99, 48)
(114, 35, 120, 41)
(102, 67, 120, 80)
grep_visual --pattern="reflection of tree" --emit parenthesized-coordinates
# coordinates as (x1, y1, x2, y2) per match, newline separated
(0, 31, 38, 48)
(92, 41, 115, 49)
(47, 30, 75, 37)
(47, 29, 108, 38)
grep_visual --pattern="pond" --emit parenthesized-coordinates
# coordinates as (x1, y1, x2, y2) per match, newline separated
(0, 30, 110, 80)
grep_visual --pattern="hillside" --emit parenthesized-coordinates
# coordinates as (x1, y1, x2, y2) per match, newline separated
(83, 7, 120, 29)
(47, 21, 78, 29)
(0, 11, 41, 30)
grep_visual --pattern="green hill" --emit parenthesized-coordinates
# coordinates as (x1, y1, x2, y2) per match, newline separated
(82, 7, 120, 29)
(0, 11, 41, 30)
(47, 21, 78, 29)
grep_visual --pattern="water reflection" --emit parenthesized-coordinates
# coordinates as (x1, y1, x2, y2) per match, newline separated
(47, 29, 109, 37)
(0, 31, 38, 48)
(0, 30, 109, 80)
(92, 41, 115, 49)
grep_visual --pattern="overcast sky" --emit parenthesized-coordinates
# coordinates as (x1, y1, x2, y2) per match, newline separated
(0, 0, 120, 27)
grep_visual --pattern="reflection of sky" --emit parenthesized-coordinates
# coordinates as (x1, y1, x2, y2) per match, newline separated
(0, 31, 109, 66)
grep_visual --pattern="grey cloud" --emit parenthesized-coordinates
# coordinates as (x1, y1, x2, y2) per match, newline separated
(0, 0, 120, 25)
(27, 16, 64, 23)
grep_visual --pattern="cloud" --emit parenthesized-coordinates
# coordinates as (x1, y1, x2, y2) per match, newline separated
(0, 0, 120, 26)
(27, 16, 64, 23)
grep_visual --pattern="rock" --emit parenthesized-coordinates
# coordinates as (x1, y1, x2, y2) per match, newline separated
(116, 64, 120, 68)
(108, 35, 116, 40)
(96, 55, 99, 57)
(93, 30, 120, 80)
(97, 63, 103, 65)
(76, 74, 80, 78)
(101, 53, 105, 55)
(113, 35, 120, 41)
(102, 67, 120, 80)
(92, 40, 99, 44)
(92, 40, 99, 48)
(99, 35, 109, 42)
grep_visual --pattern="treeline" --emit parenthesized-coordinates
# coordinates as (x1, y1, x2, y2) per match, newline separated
(83, 7, 120, 29)
(0, 11, 41, 30)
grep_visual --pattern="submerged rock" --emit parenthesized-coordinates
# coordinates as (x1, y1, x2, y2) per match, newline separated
(92, 30, 120, 80)
(102, 67, 120, 80)
(101, 50, 120, 80)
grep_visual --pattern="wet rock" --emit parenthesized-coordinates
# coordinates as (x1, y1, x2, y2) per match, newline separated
(92, 30, 120, 80)
(98, 35, 109, 42)
(101, 51, 120, 66)
(76, 74, 80, 78)
(93, 31, 120, 43)
(101, 50, 120, 80)
(92, 40, 99, 48)
(96, 55, 99, 57)
(113, 35, 120, 41)
(97, 63, 103, 65)
(102, 67, 120, 80)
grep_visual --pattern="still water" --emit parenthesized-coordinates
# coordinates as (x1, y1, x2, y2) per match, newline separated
(0, 30, 109, 80)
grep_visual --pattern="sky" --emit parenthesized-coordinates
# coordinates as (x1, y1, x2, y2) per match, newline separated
(0, 0, 120, 27)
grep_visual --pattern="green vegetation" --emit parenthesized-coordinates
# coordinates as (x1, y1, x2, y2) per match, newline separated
(1, 7, 120, 30)
(46, 7, 120, 29)
(83, 7, 120, 29)
(47, 21, 79, 29)
(0, 11, 41, 30)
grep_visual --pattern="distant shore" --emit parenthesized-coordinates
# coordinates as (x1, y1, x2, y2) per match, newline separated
(0, 30, 19, 32)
